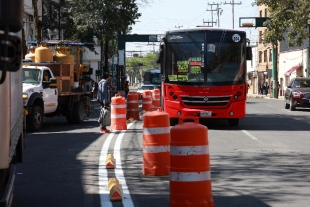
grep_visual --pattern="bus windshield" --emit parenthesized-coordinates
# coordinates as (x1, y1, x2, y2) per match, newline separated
(163, 30, 246, 86)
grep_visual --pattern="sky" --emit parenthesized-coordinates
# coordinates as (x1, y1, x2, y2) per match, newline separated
(125, 0, 258, 56)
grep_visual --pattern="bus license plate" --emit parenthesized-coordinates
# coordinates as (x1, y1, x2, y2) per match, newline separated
(200, 111, 212, 117)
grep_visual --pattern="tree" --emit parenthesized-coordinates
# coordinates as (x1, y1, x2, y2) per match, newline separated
(32, 0, 42, 41)
(62, 0, 141, 73)
(253, 0, 310, 46)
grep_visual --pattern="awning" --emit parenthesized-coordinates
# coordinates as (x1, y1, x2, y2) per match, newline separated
(284, 65, 302, 76)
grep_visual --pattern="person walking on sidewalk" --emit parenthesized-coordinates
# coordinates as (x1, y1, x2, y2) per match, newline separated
(124, 81, 129, 98)
(97, 73, 111, 132)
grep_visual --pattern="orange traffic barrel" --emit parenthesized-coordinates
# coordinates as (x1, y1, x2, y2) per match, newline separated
(110, 95, 127, 131)
(142, 90, 153, 111)
(170, 117, 213, 207)
(152, 88, 160, 107)
(143, 108, 170, 176)
(126, 92, 140, 120)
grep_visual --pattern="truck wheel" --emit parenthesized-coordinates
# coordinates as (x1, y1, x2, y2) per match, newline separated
(228, 118, 239, 126)
(73, 101, 85, 124)
(27, 105, 43, 131)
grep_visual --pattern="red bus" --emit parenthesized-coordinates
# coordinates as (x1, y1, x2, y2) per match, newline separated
(157, 27, 252, 126)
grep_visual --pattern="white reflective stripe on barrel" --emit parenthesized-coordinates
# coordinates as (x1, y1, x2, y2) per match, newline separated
(143, 95, 152, 98)
(127, 108, 139, 111)
(142, 101, 152, 104)
(170, 145, 209, 155)
(143, 127, 170, 135)
(170, 171, 211, 182)
(143, 145, 170, 153)
(152, 98, 160, 101)
(111, 114, 127, 118)
(127, 100, 139, 103)
(110, 104, 126, 108)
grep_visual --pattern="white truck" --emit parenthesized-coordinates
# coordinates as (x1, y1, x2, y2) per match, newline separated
(22, 62, 92, 131)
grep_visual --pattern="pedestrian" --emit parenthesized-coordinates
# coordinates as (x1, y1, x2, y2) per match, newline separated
(259, 84, 264, 95)
(97, 73, 111, 132)
(124, 81, 129, 98)
(264, 82, 269, 95)
(91, 80, 98, 100)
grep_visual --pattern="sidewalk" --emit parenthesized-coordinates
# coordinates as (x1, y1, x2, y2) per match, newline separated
(247, 93, 284, 100)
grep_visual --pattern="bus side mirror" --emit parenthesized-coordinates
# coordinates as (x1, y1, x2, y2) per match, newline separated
(246, 47, 252, 60)
(0, 0, 24, 32)
(0, 0, 24, 75)
(157, 45, 163, 64)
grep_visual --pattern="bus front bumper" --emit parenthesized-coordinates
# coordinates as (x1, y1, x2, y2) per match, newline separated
(165, 100, 246, 119)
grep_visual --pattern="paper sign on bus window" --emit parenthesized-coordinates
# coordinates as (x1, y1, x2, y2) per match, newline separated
(177, 61, 189, 73)
(207, 44, 215, 52)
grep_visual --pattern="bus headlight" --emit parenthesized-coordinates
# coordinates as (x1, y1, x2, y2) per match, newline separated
(170, 92, 174, 96)
(173, 95, 178, 100)
(234, 95, 238, 100)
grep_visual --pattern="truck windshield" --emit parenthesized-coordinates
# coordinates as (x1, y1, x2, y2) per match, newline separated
(163, 30, 246, 86)
(23, 68, 41, 84)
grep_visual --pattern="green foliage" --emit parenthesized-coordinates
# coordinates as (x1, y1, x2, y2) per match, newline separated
(253, 0, 310, 46)
(126, 53, 159, 80)
(62, 0, 141, 42)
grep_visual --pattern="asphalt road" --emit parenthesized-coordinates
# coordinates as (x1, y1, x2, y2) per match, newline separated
(12, 97, 310, 207)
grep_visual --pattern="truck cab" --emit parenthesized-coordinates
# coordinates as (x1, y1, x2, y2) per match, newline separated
(23, 65, 58, 130)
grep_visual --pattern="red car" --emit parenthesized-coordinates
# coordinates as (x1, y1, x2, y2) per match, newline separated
(284, 77, 310, 111)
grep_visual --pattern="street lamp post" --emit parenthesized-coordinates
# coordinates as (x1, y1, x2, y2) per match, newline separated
(271, 44, 278, 98)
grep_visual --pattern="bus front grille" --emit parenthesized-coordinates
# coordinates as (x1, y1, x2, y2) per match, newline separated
(180, 95, 231, 107)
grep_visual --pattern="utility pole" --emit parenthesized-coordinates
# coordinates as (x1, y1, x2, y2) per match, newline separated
(224, 0, 242, 29)
(207, 3, 222, 27)
(203, 19, 216, 27)
(206, 3, 219, 27)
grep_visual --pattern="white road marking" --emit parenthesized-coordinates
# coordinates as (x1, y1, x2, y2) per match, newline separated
(242, 130, 258, 141)
(114, 122, 135, 207)
(99, 122, 136, 207)
(99, 132, 116, 207)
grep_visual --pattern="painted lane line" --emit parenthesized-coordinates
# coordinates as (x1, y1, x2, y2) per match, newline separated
(114, 122, 135, 207)
(99, 132, 116, 207)
(242, 130, 258, 141)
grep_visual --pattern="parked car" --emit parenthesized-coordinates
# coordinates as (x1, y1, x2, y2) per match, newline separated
(284, 77, 310, 111)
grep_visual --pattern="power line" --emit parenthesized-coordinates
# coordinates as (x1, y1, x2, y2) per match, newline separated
(224, 0, 242, 29)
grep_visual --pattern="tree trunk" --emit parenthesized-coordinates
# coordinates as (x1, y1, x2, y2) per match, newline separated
(104, 39, 109, 74)
(22, 28, 27, 59)
(32, 0, 42, 41)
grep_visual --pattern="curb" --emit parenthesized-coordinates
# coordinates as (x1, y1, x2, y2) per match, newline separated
(247, 94, 284, 100)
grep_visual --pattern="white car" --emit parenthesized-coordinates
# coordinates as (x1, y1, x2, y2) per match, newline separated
(136, 84, 157, 95)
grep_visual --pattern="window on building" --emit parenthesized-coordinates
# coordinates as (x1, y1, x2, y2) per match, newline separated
(264, 50, 267, 62)
(259, 51, 262, 63)
(269, 49, 272, 62)
(259, 31, 262, 43)
(265, 8, 268, 17)
(260, 10, 262, 17)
